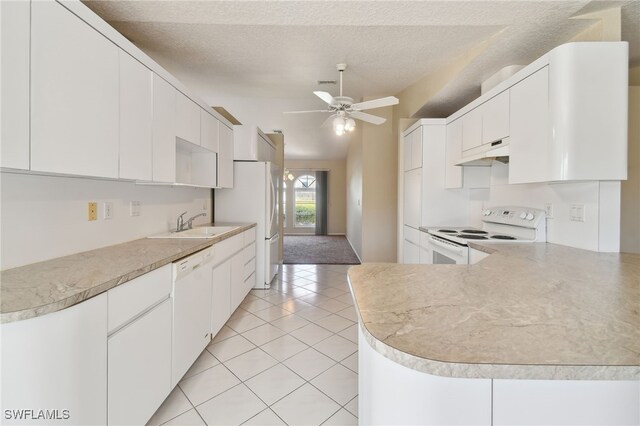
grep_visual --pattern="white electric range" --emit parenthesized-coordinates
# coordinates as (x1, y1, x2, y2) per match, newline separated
(422, 206, 547, 264)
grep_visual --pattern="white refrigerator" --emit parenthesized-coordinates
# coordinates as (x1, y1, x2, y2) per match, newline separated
(215, 161, 281, 289)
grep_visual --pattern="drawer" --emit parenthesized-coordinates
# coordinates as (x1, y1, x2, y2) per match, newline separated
(244, 227, 256, 247)
(243, 258, 256, 281)
(107, 264, 172, 333)
(242, 243, 256, 263)
(212, 233, 243, 265)
(419, 230, 431, 249)
(404, 225, 420, 245)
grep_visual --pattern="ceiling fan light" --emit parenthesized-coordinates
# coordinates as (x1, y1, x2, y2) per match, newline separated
(333, 116, 346, 135)
(345, 118, 356, 132)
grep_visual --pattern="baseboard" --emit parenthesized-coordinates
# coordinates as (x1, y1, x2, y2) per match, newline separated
(345, 236, 363, 263)
(328, 233, 346, 236)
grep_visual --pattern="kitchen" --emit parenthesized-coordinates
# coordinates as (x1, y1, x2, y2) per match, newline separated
(2, 2, 637, 423)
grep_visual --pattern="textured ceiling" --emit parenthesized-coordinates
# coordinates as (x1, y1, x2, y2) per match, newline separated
(84, 0, 640, 160)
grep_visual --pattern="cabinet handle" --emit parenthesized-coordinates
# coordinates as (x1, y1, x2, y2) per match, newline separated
(491, 140, 503, 147)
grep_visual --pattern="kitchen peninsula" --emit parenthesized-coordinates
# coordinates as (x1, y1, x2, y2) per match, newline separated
(349, 243, 640, 425)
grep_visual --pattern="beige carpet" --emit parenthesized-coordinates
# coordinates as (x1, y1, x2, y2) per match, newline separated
(283, 235, 360, 265)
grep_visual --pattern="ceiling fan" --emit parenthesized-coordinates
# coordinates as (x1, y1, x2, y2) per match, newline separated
(284, 64, 399, 135)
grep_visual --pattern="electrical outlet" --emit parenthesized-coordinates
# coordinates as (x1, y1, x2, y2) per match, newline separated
(130, 201, 141, 217)
(88, 202, 97, 221)
(569, 204, 585, 222)
(103, 202, 113, 220)
(544, 203, 554, 219)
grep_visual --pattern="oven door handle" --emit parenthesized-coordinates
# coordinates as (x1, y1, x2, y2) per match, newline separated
(429, 236, 465, 254)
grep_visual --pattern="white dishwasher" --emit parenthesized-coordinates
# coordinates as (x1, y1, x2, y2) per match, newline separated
(172, 246, 214, 387)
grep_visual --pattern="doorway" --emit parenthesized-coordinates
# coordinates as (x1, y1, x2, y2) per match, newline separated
(283, 171, 317, 235)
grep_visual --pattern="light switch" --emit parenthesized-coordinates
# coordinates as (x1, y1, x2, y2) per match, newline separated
(103, 202, 113, 220)
(569, 204, 585, 222)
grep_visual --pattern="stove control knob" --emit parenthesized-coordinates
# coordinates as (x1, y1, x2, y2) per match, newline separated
(526, 212, 535, 221)
(483, 209, 491, 216)
(519, 212, 527, 220)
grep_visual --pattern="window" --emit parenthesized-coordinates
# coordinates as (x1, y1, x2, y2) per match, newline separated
(294, 174, 316, 228)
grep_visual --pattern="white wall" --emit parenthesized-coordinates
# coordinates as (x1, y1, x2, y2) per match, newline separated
(0, 173, 211, 270)
(468, 162, 620, 252)
(346, 127, 363, 259)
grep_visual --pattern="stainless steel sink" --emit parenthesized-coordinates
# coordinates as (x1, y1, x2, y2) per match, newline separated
(147, 226, 237, 239)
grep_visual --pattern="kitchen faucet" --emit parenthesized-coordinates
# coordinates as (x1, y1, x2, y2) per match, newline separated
(176, 211, 207, 232)
(185, 212, 206, 229)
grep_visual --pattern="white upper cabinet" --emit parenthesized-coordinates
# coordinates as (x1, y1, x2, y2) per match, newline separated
(509, 67, 550, 184)
(119, 51, 153, 181)
(509, 42, 628, 183)
(461, 106, 483, 152)
(152, 75, 177, 183)
(481, 90, 510, 145)
(30, 1, 119, 178)
(445, 119, 463, 189)
(176, 92, 201, 146)
(1, 0, 30, 170)
(200, 110, 220, 153)
(546, 42, 628, 181)
(403, 127, 423, 171)
(218, 124, 234, 188)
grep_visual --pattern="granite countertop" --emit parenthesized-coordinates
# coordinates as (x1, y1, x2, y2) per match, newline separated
(0, 223, 256, 324)
(348, 243, 640, 380)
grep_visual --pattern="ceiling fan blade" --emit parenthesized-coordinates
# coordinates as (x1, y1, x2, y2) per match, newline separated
(314, 91, 338, 106)
(350, 96, 399, 111)
(283, 110, 330, 114)
(350, 111, 386, 125)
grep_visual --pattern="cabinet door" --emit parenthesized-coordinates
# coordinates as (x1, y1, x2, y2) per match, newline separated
(119, 51, 153, 180)
(1, 0, 30, 170)
(218, 124, 234, 188)
(31, 1, 119, 178)
(1, 294, 107, 425)
(152, 75, 177, 183)
(461, 107, 482, 152)
(403, 169, 421, 229)
(482, 90, 510, 144)
(108, 299, 172, 426)
(445, 119, 463, 189)
(201, 111, 219, 152)
(403, 240, 419, 264)
(230, 253, 245, 312)
(410, 126, 423, 170)
(403, 133, 411, 171)
(176, 92, 201, 145)
(211, 259, 231, 338)
(172, 264, 212, 386)
(509, 67, 550, 184)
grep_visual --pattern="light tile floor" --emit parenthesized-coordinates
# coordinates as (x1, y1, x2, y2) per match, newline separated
(147, 264, 358, 426)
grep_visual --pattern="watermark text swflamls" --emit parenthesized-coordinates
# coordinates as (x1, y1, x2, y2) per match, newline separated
(4, 409, 70, 421)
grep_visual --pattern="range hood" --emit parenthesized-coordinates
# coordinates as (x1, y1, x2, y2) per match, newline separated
(455, 140, 509, 166)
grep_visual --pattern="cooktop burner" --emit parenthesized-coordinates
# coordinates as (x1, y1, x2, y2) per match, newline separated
(458, 234, 489, 240)
(438, 229, 458, 233)
(491, 235, 516, 240)
(461, 229, 488, 234)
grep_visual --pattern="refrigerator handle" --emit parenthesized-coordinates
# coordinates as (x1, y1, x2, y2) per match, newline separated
(269, 173, 276, 233)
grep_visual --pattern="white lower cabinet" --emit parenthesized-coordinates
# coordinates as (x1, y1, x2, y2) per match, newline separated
(108, 299, 172, 426)
(359, 326, 491, 425)
(230, 252, 246, 312)
(493, 379, 640, 425)
(1, 294, 108, 425)
(211, 259, 232, 337)
(403, 239, 420, 264)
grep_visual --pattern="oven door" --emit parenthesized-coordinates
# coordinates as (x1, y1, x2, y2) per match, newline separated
(428, 235, 469, 264)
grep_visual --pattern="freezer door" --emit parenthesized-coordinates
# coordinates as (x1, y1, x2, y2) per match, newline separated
(265, 233, 280, 284)
(266, 162, 281, 238)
